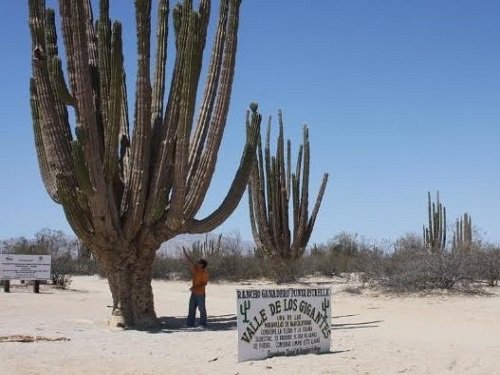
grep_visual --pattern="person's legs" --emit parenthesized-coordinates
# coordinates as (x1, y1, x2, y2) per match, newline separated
(197, 294, 207, 327)
(186, 293, 197, 327)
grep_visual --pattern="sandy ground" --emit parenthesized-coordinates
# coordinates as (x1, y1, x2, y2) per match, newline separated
(1, 276, 499, 375)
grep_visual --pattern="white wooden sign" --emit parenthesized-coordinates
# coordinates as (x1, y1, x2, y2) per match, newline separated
(236, 287, 331, 362)
(0, 254, 51, 280)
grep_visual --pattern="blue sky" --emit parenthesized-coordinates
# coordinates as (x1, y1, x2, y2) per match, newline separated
(1, 0, 499, 246)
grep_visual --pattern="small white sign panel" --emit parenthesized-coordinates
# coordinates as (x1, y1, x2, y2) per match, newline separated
(0, 254, 52, 280)
(236, 287, 331, 362)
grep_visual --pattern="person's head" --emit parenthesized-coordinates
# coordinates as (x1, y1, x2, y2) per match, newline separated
(196, 259, 208, 270)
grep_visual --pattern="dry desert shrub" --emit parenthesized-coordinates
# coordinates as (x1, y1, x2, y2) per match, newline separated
(474, 247, 500, 287)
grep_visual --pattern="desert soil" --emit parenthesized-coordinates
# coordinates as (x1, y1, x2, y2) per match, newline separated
(1, 276, 499, 375)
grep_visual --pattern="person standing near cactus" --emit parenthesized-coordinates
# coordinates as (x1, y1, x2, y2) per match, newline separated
(183, 249, 209, 328)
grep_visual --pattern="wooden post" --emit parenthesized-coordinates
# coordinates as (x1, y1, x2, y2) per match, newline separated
(3, 280, 10, 293)
(33, 280, 40, 294)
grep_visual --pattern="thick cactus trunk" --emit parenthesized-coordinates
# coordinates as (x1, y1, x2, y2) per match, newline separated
(93, 244, 157, 328)
(272, 257, 299, 284)
(106, 251, 157, 328)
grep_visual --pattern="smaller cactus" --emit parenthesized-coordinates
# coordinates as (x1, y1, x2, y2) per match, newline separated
(185, 233, 223, 259)
(453, 213, 472, 250)
(423, 191, 446, 253)
(247, 111, 329, 283)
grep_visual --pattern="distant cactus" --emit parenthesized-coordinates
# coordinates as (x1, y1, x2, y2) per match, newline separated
(453, 213, 473, 250)
(185, 233, 223, 258)
(28, 0, 259, 327)
(248, 111, 329, 283)
(423, 191, 447, 253)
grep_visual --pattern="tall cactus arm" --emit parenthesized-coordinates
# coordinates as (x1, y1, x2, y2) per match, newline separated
(441, 205, 447, 250)
(150, 0, 169, 134)
(303, 173, 329, 249)
(248, 115, 276, 253)
(57, 175, 94, 244)
(187, 0, 224, 181)
(426, 192, 433, 248)
(248, 173, 275, 256)
(59, 0, 121, 240)
(71, 136, 92, 195)
(61, 202, 94, 244)
(46, 4, 59, 55)
(59, 0, 102, 164)
(123, 0, 153, 239)
(292, 145, 303, 235)
(57, 0, 77, 99)
(247, 184, 264, 252)
(97, 0, 112, 128)
(119, 67, 131, 183)
(44, 7, 74, 109)
(167, 2, 211, 230)
(49, 57, 75, 106)
(144, 0, 193, 225)
(270, 156, 283, 256)
(188, 104, 260, 234)
(29, 0, 46, 56)
(30, 78, 60, 203)
(82, 0, 98, 69)
(277, 112, 290, 251)
(264, 116, 273, 225)
(148, 0, 213, 226)
(286, 139, 291, 199)
(142, 0, 169, 224)
(82, 1, 101, 139)
(435, 194, 441, 249)
(43, 8, 73, 136)
(29, 1, 74, 189)
(30, 1, 95, 242)
(179, 0, 241, 219)
(291, 126, 310, 256)
(103, 22, 124, 181)
(463, 213, 472, 244)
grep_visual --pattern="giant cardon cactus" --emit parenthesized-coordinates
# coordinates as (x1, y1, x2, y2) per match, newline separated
(248, 111, 329, 283)
(28, 0, 260, 327)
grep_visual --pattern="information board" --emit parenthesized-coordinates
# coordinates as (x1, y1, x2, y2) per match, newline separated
(0, 254, 51, 280)
(236, 287, 331, 362)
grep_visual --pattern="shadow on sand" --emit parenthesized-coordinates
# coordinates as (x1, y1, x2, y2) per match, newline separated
(143, 314, 237, 333)
(332, 320, 383, 330)
(141, 315, 382, 333)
